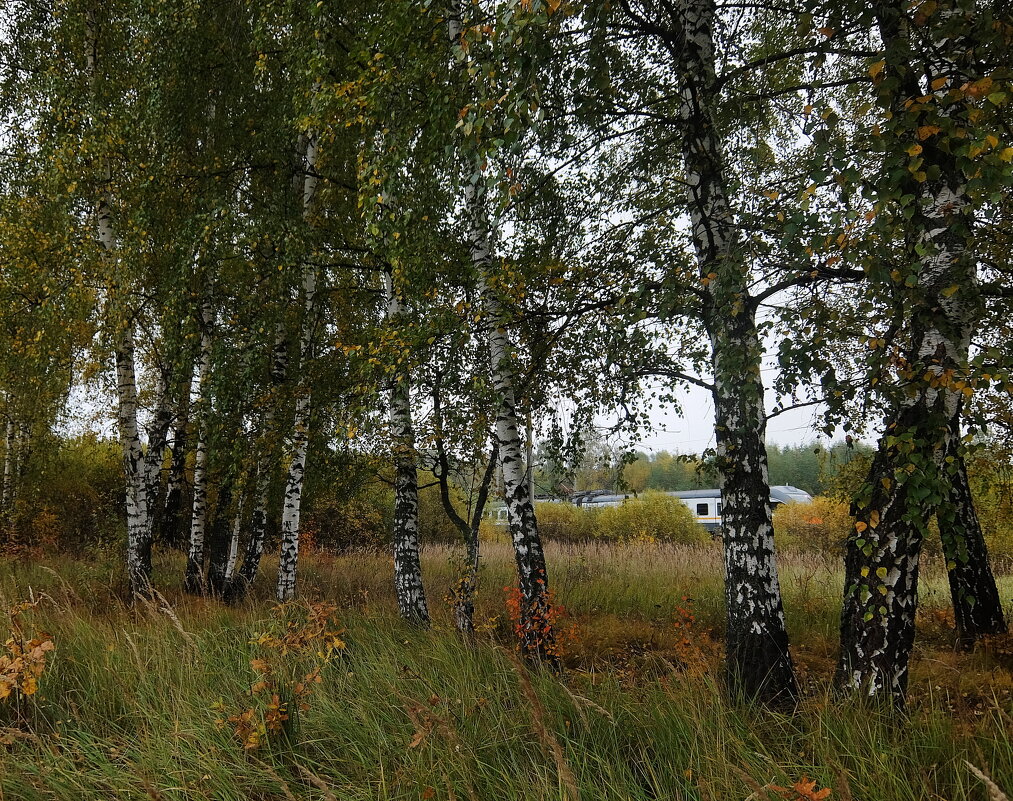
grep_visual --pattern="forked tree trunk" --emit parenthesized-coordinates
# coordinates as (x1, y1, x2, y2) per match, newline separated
(184, 306, 213, 594)
(837, 5, 982, 703)
(671, 0, 796, 704)
(227, 328, 288, 603)
(277, 134, 319, 602)
(938, 429, 1007, 650)
(383, 268, 429, 625)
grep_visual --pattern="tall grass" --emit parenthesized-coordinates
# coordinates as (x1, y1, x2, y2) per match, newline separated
(0, 543, 1008, 800)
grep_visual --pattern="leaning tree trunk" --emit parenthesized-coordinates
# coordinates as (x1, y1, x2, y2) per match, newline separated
(837, 3, 984, 704)
(938, 429, 1007, 650)
(277, 134, 319, 603)
(184, 306, 213, 594)
(672, 0, 796, 704)
(383, 268, 429, 625)
(482, 270, 557, 665)
(447, 0, 557, 666)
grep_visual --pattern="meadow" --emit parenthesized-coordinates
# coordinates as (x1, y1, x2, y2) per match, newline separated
(0, 541, 1011, 801)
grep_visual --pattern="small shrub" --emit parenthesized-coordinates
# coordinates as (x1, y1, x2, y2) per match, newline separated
(534, 502, 593, 543)
(536, 492, 708, 545)
(773, 496, 853, 554)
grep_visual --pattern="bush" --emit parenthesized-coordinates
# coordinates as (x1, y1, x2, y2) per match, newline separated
(772, 496, 853, 554)
(536, 491, 708, 545)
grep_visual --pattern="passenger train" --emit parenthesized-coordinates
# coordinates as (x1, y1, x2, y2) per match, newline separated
(489, 486, 813, 533)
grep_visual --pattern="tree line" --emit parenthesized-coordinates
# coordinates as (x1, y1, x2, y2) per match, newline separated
(1, 0, 1011, 707)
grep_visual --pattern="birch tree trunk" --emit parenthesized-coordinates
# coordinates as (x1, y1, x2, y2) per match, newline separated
(184, 305, 213, 594)
(938, 435, 1007, 650)
(206, 481, 233, 597)
(227, 327, 288, 602)
(142, 370, 174, 542)
(837, 5, 986, 703)
(160, 370, 192, 549)
(447, 0, 558, 666)
(1, 419, 14, 519)
(86, 7, 153, 596)
(276, 134, 319, 602)
(116, 324, 152, 595)
(383, 268, 429, 624)
(673, 0, 796, 704)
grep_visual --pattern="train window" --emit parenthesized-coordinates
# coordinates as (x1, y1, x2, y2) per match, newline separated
(696, 503, 709, 516)
(716, 502, 722, 515)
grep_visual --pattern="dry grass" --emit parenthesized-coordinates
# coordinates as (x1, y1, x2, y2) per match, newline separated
(0, 542, 1008, 799)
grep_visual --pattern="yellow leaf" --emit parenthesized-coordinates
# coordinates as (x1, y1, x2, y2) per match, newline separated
(869, 61, 886, 79)
(876, 567, 888, 579)
(855, 521, 868, 532)
(941, 284, 960, 297)
(917, 125, 941, 140)
(1001, 147, 1013, 162)
(930, 76, 948, 91)
(907, 143, 922, 156)
(869, 510, 880, 528)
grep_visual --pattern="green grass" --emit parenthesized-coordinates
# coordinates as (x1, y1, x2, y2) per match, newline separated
(0, 543, 1009, 800)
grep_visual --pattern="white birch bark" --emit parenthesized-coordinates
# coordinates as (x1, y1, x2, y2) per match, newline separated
(184, 303, 213, 593)
(1, 419, 14, 514)
(837, 5, 990, 702)
(383, 268, 429, 624)
(276, 134, 319, 602)
(116, 323, 151, 594)
(85, 7, 153, 595)
(225, 502, 242, 582)
(669, 0, 796, 702)
(447, 1, 556, 663)
(142, 370, 173, 539)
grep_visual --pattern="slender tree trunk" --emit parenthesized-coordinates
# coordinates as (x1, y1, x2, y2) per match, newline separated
(938, 430, 1007, 650)
(669, 0, 796, 704)
(86, 7, 152, 596)
(116, 325, 152, 595)
(277, 134, 319, 602)
(184, 306, 213, 594)
(227, 329, 287, 603)
(142, 370, 174, 544)
(383, 268, 429, 624)
(483, 271, 557, 664)
(837, 4, 984, 704)
(447, 2, 557, 665)
(1, 419, 15, 520)
(225, 501, 242, 582)
(206, 481, 234, 597)
(160, 371, 192, 549)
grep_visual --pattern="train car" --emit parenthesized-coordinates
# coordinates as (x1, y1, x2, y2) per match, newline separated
(668, 485, 813, 532)
(491, 485, 813, 533)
